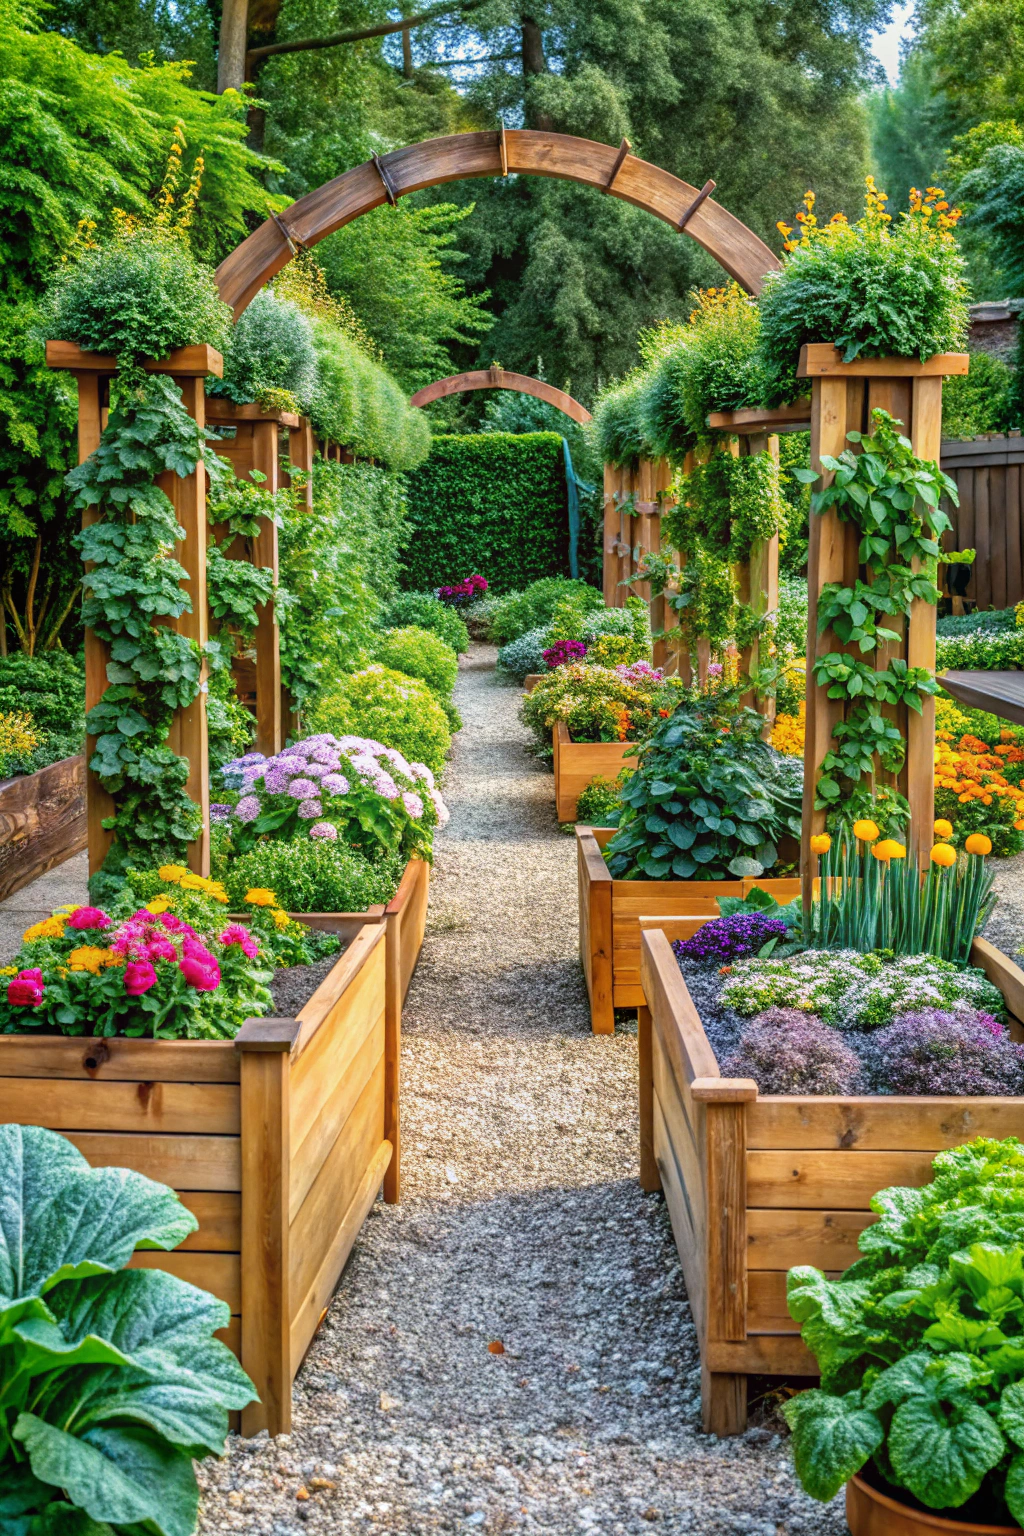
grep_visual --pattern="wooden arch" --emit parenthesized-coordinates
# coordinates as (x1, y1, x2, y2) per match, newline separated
(409, 367, 592, 424)
(215, 130, 780, 316)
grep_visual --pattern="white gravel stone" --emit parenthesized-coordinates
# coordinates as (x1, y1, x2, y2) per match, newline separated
(189, 644, 847, 1533)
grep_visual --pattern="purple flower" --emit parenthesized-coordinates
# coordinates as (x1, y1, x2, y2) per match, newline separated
(310, 742, 341, 764)
(674, 913, 788, 964)
(297, 798, 323, 819)
(373, 772, 399, 801)
(302, 762, 327, 778)
(543, 639, 588, 669)
(402, 791, 424, 819)
(322, 773, 349, 796)
(310, 821, 338, 840)
(723, 1010, 862, 1096)
(210, 802, 232, 823)
(263, 768, 291, 795)
(862, 1009, 1024, 1096)
(287, 777, 318, 799)
(235, 795, 261, 823)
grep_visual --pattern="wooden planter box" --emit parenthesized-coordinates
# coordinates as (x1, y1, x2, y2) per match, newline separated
(577, 825, 800, 1033)
(0, 754, 86, 901)
(0, 917, 394, 1437)
(523, 673, 545, 692)
(637, 917, 1024, 1437)
(553, 723, 637, 823)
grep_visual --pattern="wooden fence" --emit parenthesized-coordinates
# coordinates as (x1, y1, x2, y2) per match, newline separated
(939, 433, 1024, 609)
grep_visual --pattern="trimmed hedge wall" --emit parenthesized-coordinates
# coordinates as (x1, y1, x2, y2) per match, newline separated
(400, 433, 569, 591)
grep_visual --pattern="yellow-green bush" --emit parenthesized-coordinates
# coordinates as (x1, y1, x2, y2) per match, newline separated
(308, 664, 452, 777)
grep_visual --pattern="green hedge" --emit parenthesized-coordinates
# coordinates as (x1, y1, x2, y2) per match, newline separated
(400, 434, 569, 592)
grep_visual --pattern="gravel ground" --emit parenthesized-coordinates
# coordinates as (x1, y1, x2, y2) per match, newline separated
(197, 645, 847, 1536)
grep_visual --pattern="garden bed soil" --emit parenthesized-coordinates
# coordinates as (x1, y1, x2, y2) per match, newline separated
(0, 914, 394, 1437)
(636, 914, 1024, 1439)
(553, 721, 637, 822)
(577, 823, 801, 1033)
(0, 753, 86, 902)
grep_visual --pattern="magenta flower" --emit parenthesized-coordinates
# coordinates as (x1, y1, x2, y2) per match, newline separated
(235, 795, 261, 823)
(402, 791, 424, 819)
(66, 906, 110, 931)
(159, 913, 196, 937)
(543, 639, 588, 670)
(143, 936, 177, 963)
(123, 961, 158, 997)
(220, 923, 259, 959)
(287, 778, 317, 799)
(297, 798, 323, 819)
(7, 977, 43, 1007)
(182, 936, 218, 968)
(180, 956, 220, 991)
(17, 968, 43, 984)
(310, 821, 338, 840)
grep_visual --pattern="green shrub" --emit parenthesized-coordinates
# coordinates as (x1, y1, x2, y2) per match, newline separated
(936, 628, 1024, 670)
(759, 184, 969, 404)
(942, 349, 1017, 437)
(575, 772, 630, 826)
(308, 664, 452, 777)
(937, 607, 1016, 636)
(0, 651, 84, 770)
(307, 316, 430, 472)
(45, 229, 231, 362)
(378, 591, 469, 654)
(218, 837, 405, 913)
(374, 625, 461, 730)
(401, 434, 570, 591)
(495, 627, 549, 682)
(589, 372, 653, 469)
(491, 578, 602, 645)
(213, 289, 317, 414)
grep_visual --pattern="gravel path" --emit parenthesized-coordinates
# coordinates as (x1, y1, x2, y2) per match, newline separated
(197, 645, 845, 1536)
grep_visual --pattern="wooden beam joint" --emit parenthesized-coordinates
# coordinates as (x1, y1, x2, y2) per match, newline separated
(372, 153, 399, 206)
(271, 212, 306, 257)
(678, 179, 716, 231)
(605, 137, 631, 191)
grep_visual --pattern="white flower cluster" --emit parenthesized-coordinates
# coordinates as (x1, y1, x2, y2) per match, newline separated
(720, 949, 1005, 1031)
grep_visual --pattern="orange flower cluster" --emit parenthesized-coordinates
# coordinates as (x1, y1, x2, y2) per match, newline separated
(934, 731, 1024, 831)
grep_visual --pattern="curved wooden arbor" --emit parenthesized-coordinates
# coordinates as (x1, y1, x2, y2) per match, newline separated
(410, 367, 592, 424)
(216, 130, 780, 316)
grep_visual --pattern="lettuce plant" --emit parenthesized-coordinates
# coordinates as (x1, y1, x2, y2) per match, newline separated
(0, 1124, 255, 1534)
(783, 1138, 1024, 1521)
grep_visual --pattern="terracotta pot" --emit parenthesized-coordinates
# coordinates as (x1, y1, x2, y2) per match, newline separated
(847, 1474, 1021, 1535)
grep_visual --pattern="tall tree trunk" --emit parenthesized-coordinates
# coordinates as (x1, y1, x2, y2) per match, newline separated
(521, 15, 553, 129)
(401, 3, 414, 76)
(218, 0, 249, 91)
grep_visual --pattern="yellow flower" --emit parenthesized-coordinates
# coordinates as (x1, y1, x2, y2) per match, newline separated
(872, 842, 892, 862)
(245, 888, 278, 908)
(0, 966, 16, 977)
(852, 820, 879, 842)
(272, 908, 291, 930)
(146, 896, 172, 914)
(179, 872, 209, 892)
(931, 843, 958, 867)
(881, 841, 906, 860)
(933, 819, 954, 839)
(67, 946, 116, 975)
(158, 864, 188, 884)
(22, 916, 65, 943)
(965, 833, 992, 856)
(810, 834, 831, 855)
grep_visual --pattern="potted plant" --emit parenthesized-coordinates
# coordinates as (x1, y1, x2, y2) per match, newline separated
(783, 1136, 1024, 1534)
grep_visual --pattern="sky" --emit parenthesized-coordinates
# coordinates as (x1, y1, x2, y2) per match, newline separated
(871, 0, 915, 84)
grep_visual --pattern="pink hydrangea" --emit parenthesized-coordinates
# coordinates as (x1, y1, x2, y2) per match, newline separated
(220, 924, 259, 959)
(180, 956, 220, 991)
(66, 906, 110, 931)
(429, 788, 450, 827)
(123, 961, 157, 996)
(297, 798, 323, 819)
(263, 768, 291, 795)
(235, 795, 261, 823)
(310, 821, 338, 840)
(322, 774, 349, 796)
(407, 762, 435, 789)
(301, 762, 327, 779)
(402, 791, 424, 819)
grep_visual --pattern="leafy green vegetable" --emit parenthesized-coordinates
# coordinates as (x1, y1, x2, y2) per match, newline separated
(783, 1138, 1024, 1521)
(0, 1125, 256, 1534)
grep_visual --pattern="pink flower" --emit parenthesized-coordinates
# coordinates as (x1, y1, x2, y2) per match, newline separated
(322, 774, 349, 796)
(287, 778, 318, 799)
(220, 923, 259, 959)
(159, 913, 195, 937)
(143, 936, 177, 963)
(309, 821, 338, 840)
(182, 936, 218, 968)
(17, 968, 43, 984)
(297, 798, 323, 819)
(179, 956, 221, 991)
(66, 906, 110, 931)
(123, 961, 157, 996)
(402, 791, 424, 819)
(235, 795, 261, 823)
(7, 977, 43, 1007)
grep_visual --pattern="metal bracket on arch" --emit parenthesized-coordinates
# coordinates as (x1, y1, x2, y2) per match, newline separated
(271, 212, 306, 256)
(372, 153, 399, 206)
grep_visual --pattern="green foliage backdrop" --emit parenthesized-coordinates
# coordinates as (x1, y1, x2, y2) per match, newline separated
(401, 433, 570, 592)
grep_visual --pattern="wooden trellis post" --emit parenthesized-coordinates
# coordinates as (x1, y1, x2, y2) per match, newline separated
(46, 342, 221, 877)
(602, 464, 633, 607)
(799, 344, 969, 903)
(206, 399, 296, 756)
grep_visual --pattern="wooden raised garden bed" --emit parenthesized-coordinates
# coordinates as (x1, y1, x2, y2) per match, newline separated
(636, 917, 1024, 1437)
(0, 916, 394, 1437)
(0, 754, 87, 901)
(577, 825, 800, 1033)
(523, 673, 544, 693)
(553, 722, 637, 823)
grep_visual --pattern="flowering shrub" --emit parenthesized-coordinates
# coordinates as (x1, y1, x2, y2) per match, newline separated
(521, 661, 683, 749)
(719, 949, 1005, 1031)
(722, 1010, 862, 1095)
(936, 626, 1024, 671)
(542, 638, 587, 669)
(769, 700, 805, 757)
(0, 709, 38, 778)
(0, 900, 272, 1039)
(935, 725, 1024, 855)
(308, 664, 452, 777)
(437, 573, 488, 608)
(673, 912, 789, 963)
(862, 1008, 1024, 1095)
(217, 733, 447, 867)
(496, 626, 550, 682)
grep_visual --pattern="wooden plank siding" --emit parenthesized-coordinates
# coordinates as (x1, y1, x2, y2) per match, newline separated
(0, 754, 86, 901)
(940, 435, 1024, 608)
(0, 918, 393, 1440)
(638, 918, 1024, 1435)
(553, 724, 637, 823)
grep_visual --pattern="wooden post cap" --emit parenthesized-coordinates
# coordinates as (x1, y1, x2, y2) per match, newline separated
(690, 1076, 759, 1103)
(235, 1017, 301, 1053)
(796, 343, 969, 379)
(45, 340, 225, 378)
